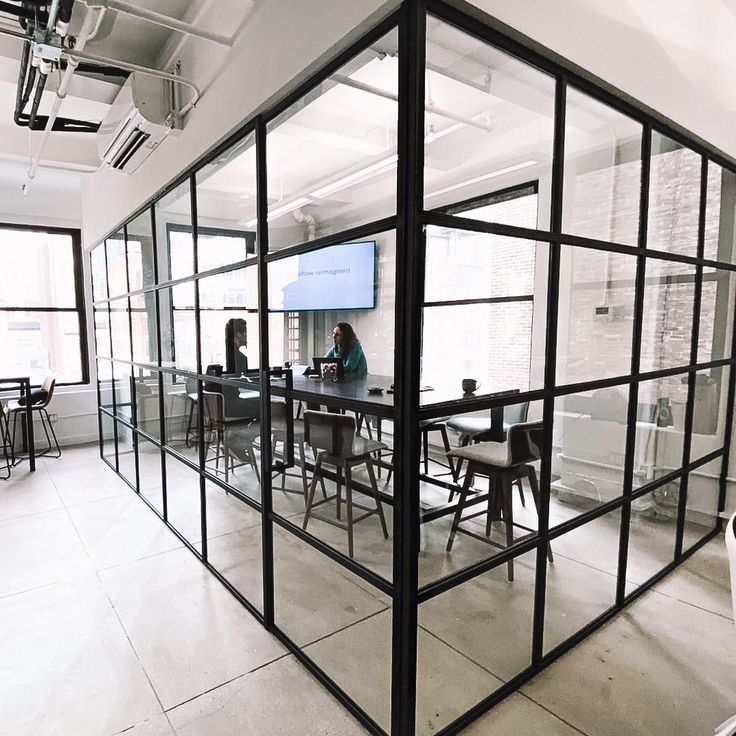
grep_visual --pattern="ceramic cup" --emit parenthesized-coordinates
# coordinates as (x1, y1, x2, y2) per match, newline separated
(462, 378, 480, 393)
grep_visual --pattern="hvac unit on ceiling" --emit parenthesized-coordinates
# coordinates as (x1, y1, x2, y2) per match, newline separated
(97, 73, 175, 174)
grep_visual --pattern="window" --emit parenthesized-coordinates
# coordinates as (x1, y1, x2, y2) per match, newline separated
(422, 183, 541, 396)
(0, 224, 87, 385)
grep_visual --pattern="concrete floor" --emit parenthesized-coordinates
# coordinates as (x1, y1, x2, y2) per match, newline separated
(0, 443, 734, 736)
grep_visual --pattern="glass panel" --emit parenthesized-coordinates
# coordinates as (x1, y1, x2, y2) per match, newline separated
(632, 376, 687, 490)
(551, 390, 627, 526)
(556, 246, 637, 384)
(113, 360, 133, 421)
(90, 242, 108, 302)
(159, 283, 197, 373)
(164, 452, 202, 553)
(266, 29, 398, 251)
(97, 359, 113, 410)
(156, 180, 194, 282)
(195, 133, 257, 270)
(422, 227, 545, 404)
(544, 510, 620, 652)
(138, 434, 163, 514)
(417, 549, 536, 732)
(683, 465, 721, 550)
(205, 479, 263, 612)
(0, 229, 78, 309)
(690, 367, 728, 458)
(126, 209, 156, 290)
(698, 269, 733, 363)
(0, 310, 83, 384)
(94, 304, 111, 358)
(647, 132, 700, 257)
(420, 400, 543, 584)
(704, 163, 736, 263)
(200, 375, 261, 504)
(161, 372, 200, 466)
(626, 486, 678, 591)
(198, 266, 259, 372)
(563, 87, 642, 245)
(640, 259, 695, 374)
(267, 232, 396, 386)
(106, 231, 128, 297)
(423, 17, 555, 224)
(109, 297, 131, 362)
(101, 410, 116, 468)
(425, 227, 538, 303)
(130, 290, 158, 365)
(134, 367, 161, 440)
(273, 526, 391, 728)
(117, 420, 137, 489)
(422, 302, 537, 401)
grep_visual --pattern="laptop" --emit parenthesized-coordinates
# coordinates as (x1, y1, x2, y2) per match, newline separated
(312, 356, 344, 379)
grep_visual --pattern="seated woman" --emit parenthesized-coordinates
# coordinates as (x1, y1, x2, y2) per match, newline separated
(325, 322, 368, 377)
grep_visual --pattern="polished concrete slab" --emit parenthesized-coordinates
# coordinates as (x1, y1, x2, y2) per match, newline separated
(0, 444, 733, 736)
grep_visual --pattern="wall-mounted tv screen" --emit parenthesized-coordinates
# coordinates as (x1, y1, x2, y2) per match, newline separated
(268, 240, 376, 312)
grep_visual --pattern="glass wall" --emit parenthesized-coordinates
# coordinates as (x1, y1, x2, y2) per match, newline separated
(88, 5, 736, 736)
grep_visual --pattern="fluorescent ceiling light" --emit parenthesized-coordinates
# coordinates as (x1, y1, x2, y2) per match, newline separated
(424, 160, 537, 200)
(309, 155, 397, 199)
(243, 196, 312, 227)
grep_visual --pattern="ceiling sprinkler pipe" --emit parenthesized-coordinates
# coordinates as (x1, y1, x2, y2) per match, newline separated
(81, 0, 232, 45)
(24, 7, 104, 195)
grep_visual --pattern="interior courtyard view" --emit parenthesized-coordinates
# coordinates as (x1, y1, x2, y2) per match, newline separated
(0, 1, 735, 735)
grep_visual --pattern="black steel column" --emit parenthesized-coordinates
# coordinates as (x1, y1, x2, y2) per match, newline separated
(392, 2, 425, 734)
(531, 75, 565, 665)
(616, 125, 651, 604)
(256, 116, 275, 629)
(675, 156, 707, 558)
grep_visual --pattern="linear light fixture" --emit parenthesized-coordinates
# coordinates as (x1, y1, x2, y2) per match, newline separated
(424, 160, 538, 200)
(309, 154, 397, 199)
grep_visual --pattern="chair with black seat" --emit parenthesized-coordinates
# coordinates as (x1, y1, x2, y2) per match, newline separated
(202, 390, 260, 484)
(8, 375, 61, 459)
(302, 410, 389, 559)
(184, 377, 199, 447)
(447, 401, 529, 500)
(445, 420, 553, 581)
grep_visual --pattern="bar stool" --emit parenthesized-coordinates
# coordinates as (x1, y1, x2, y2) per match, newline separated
(445, 421, 553, 581)
(1, 401, 11, 480)
(302, 410, 389, 558)
(7, 375, 61, 459)
(270, 401, 313, 502)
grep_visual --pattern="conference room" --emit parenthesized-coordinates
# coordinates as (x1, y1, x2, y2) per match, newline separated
(91, 9, 736, 734)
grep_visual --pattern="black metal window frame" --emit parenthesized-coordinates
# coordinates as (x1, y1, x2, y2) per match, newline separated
(0, 220, 89, 387)
(86, 2, 736, 735)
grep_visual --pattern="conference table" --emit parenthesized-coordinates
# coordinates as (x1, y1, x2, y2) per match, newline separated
(0, 376, 36, 472)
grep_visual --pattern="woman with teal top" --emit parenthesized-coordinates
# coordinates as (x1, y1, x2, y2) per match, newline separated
(325, 322, 368, 377)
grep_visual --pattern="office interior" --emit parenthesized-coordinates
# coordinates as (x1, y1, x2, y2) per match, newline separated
(86, 5, 736, 736)
(0, 2, 734, 736)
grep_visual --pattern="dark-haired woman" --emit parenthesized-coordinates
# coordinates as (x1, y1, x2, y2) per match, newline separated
(325, 322, 368, 377)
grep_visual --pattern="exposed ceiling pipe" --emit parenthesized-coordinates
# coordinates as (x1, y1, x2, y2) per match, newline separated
(80, 0, 232, 46)
(64, 47, 201, 115)
(23, 5, 104, 195)
(331, 72, 495, 134)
